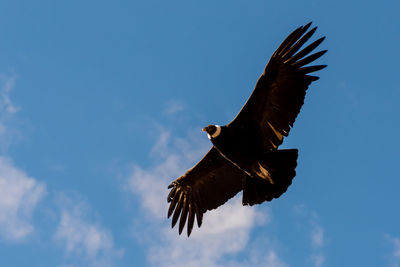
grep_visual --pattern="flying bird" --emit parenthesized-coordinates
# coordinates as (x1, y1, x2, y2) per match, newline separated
(167, 22, 327, 237)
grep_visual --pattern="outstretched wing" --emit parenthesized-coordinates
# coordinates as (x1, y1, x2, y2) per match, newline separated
(167, 147, 247, 236)
(230, 22, 327, 150)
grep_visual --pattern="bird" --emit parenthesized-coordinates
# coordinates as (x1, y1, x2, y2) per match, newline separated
(167, 22, 327, 237)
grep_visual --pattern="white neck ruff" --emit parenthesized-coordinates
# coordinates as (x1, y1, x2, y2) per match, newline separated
(207, 125, 221, 139)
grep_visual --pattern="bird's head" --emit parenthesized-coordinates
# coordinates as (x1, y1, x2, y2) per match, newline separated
(202, 125, 221, 139)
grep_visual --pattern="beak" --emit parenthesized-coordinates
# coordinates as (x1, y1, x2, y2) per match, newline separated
(202, 127, 207, 132)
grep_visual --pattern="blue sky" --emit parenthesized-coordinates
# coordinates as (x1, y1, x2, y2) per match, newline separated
(0, 0, 399, 266)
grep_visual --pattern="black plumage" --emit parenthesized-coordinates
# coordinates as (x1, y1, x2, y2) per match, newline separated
(167, 22, 327, 237)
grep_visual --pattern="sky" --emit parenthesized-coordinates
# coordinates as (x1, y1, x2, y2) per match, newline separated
(0, 0, 399, 266)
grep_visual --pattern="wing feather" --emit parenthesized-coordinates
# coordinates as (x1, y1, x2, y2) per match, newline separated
(171, 191, 184, 228)
(230, 22, 327, 149)
(178, 195, 189, 234)
(167, 147, 247, 236)
(187, 203, 195, 236)
(293, 50, 327, 68)
(282, 27, 316, 59)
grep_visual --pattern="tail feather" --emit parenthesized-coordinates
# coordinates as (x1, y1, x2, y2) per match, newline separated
(242, 149, 298, 206)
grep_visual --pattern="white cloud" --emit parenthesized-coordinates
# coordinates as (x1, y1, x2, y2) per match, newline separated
(394, 238, 400, 258)
(0, 157, 47, 241)
(0, 74, 123, 266)
(293, 204, 325, 267)
(164, 100, 185, 115)
(311, 223, 324, 248)
(0, 75, 19, 115)
(385, 234, 400, 267)
(310, 254, 324, 267)
(0, 76, 46, 241)
(310, 220, 325, 267)
(262, 250, 289, 267)
(145, 197, 276, 267)
(54, 199, 124, 266)
(128, 126, 286, 267)
(0, 75, 21, 153)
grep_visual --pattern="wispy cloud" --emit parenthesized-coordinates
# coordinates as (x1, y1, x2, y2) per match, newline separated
(0, 157, 47, 241)
(310, 221, 324, 267)
(0, 74, 123, 266)
(128, 125, 287, 267)
(294, 204, 325, 267)
(0, 75, 21, 153)
(311, 222, 324, 248)
(0, 76, 47, 241)
(385, 234, 400, 267)
(0, 75, 19, 115)
(54, 197, 124, 267)
(164, 100, 185, 115)
(394, 239, 400, 258)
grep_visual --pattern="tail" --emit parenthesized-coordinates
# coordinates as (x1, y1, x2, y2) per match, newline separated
(242, 149, 298, 206)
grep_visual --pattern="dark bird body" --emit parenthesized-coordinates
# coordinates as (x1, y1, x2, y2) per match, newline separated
(211, 124, 263, 175)
(167, 22, 327, 236)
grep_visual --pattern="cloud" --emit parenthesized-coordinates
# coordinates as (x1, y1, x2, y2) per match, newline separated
(385, 234, 400, 267)
(164, 100, 185, 115)
(0, 74, 123, 266)
(260, 250, 289, 267)
(0, 76, 47, 241)
(147, 197, 268, 267)
(394, 238, 400, 258)
(310, 221, 324, 267)
(293, 204, 325, 267)
(54, 198, 124, 267)
(311, 223, 324, 248)
(310, 221, 325, 267)
(128, 126, 286, 267)
(0, 157, 47, 241)
(0, 75, 19, 115)
(0, 75, 21, 153)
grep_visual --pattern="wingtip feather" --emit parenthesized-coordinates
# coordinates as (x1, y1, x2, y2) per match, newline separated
(171, 192, 184, 228)
(167, 186, 177, 203)
(178, 196, 188, 235)
(187, 204, 195, 237)
(303, 22, 312, 32)
(167, 189, 180, 218)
